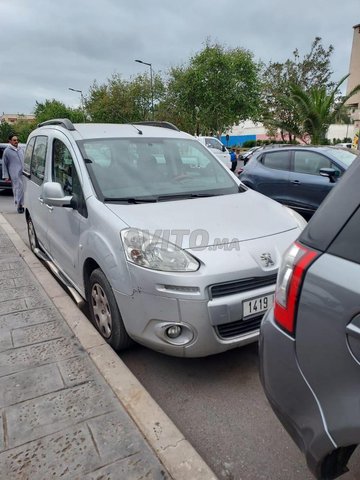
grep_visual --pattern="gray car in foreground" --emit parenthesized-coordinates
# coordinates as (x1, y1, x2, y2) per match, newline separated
(260, 156, 360, 478)
(23, 119, 306, 357)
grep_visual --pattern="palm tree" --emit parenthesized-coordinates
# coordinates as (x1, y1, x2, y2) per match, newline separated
(287, 74, 360, 144)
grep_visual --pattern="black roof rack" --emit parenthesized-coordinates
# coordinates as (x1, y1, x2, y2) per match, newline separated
(133, 121, 180, 131)
(38, 118, 76, 130)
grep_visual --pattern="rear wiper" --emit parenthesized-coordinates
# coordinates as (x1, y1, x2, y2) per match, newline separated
(103, 196, 158, 204)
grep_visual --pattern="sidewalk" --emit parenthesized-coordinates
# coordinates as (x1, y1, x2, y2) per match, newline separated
(0, 215, 217, 480)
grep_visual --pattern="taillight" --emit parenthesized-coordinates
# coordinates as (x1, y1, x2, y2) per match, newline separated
(274, 242, 319, 335)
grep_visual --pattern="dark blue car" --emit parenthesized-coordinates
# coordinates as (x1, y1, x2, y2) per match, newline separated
(239, 145, 359, 217)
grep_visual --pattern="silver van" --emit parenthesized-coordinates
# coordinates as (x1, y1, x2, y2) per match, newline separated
(23, 119, 306, 357)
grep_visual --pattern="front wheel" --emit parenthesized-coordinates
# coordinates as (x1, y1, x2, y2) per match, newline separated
(27, 215, 39, 254)
(88, 269, 132, 351)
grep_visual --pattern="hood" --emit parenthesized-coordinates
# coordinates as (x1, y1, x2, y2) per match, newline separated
(105, 189, 299, 249)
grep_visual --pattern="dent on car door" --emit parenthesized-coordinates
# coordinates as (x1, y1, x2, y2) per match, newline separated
(289, 151, 337, 212)
(48, 137, 87, 285)
(256, 151, 291, 202)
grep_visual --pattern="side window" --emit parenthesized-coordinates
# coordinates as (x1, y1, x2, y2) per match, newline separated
(23, 137, 35, 176)
(30, 136, 48, 185)
(52, 139, 75, 195)
(52, 139, 87, 217)
(293, 151, 331, 175)
(262, 151, 290, 171)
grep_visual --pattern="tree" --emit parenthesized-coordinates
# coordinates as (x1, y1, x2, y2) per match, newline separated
(34, 99, 84, 124)
(285, 75, 360, 144)
(85, 73, 165, 123)
(162, 41, 261, 134)
(0, 121, 14, 142)
(11, 118, 37, 143)
(261, 37, 334, 142)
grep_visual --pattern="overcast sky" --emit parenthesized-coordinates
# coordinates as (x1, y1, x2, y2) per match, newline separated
(1, 0, 358, 115)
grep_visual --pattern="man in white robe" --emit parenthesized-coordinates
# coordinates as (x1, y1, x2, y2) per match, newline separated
(2, 134, 24, 213)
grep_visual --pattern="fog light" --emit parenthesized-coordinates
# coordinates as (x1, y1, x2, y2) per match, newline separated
(166, 325, 182, 339)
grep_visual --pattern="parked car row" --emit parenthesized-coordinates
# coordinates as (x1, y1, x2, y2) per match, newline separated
(239, 145, 358, 217)
(21, 120, 360, 478)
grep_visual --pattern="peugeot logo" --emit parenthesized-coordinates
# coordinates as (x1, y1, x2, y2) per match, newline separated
(260, 253, 274, 267)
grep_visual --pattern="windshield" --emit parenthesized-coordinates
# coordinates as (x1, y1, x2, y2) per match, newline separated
(77, 137, 239, 201)
(327, 147, 359, 167)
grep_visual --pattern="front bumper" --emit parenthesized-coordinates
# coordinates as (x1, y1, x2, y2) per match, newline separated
(113, 280, 275, 357)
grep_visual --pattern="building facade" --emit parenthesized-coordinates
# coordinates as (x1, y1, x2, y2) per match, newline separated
(0, 113, 35, 124)
(346, 24, 360, 129)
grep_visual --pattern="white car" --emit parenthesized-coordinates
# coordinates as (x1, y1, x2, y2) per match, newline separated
(23, 119, 306, 357)
(196, 136, 231, 168)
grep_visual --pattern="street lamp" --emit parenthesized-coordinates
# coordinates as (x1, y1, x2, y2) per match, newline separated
(68, 87, 86, 122)
(135, 59, 154, 120)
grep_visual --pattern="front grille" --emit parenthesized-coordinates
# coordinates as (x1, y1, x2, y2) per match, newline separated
(216, 315, 263, 339)
(210, 274, 277, 299)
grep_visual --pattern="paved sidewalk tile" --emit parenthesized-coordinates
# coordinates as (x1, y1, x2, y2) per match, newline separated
(0, 224, 170, 479)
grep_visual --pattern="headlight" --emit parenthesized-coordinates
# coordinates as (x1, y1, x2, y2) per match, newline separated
(284, 207, 307, 230)
(121, 228, 200, 272)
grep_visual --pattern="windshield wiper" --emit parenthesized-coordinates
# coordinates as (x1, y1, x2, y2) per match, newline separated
(157, 193, 217, 200)
(103, 196, 158, 204)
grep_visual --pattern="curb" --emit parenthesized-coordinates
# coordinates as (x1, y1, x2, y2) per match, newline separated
(0, 213, 217, 480)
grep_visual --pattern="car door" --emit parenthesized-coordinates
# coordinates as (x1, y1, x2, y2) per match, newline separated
(289, 150, 341, 213)
(47, 136, 88, 287)
(24, 135, 51, 253)
(254, 150, 291, 202)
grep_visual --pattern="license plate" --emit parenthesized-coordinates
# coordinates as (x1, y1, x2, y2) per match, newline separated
(243, 294, 274, 320)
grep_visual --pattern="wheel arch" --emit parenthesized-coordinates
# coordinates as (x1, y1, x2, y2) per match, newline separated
(83, 257, 101, 301)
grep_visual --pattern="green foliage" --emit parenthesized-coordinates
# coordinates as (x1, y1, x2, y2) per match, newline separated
(261, 37, 334, 141)
(0, 122, 14, 142)
(242, 140, 257, 148)
(285, 75, 360, 144)
(34, 99, 84, 124)
(85, 73, 165, 123)
(12, 118, 37, 143)
(0, 118, 37, 143)
(163, 41, 261, 134)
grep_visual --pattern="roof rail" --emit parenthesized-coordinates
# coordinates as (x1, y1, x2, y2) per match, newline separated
(133, 121, 180, 131)
(37, 118, 76, 131)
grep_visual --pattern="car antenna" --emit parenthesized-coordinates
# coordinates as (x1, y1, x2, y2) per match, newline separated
(116, 114, 143, 135)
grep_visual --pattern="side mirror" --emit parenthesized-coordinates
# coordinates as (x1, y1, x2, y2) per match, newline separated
(42, 182, 73, 207)
(319, 168, 339, 184)
(222, 145, 226, 152)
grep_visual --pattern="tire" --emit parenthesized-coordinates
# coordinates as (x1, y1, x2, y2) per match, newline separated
(27, 215, 40, 254)
(88, 268, 132, 351)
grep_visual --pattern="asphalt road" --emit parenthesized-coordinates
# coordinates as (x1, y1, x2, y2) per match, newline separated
(2, 189, 360, 480)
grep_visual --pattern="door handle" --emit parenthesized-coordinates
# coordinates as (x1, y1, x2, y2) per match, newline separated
(38, 197, 44, 204)
(291, 180, 301, 185)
